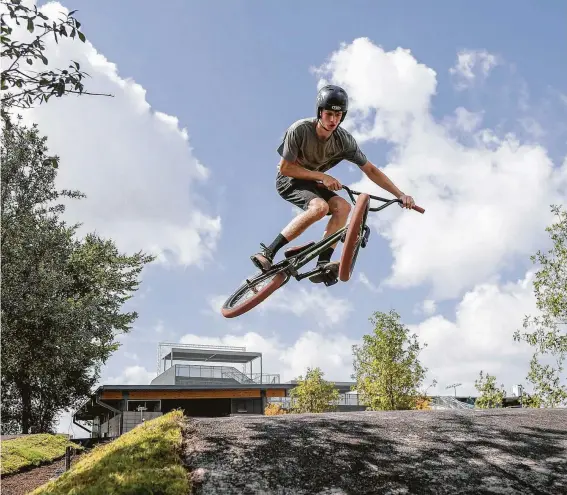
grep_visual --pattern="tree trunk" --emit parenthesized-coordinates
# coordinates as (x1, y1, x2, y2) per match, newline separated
(16, 380, 32, 434)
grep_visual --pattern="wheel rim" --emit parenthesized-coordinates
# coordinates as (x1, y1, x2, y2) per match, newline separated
(230, 272, 282, 308)
(222, 271, 288, 318)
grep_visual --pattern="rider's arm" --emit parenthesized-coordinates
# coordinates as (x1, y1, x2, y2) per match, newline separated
(360, 161, 404, 199)
(279, 159, 327, 181)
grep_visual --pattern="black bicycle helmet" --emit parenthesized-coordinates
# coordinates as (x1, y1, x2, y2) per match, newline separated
(316, 84, 348, 123)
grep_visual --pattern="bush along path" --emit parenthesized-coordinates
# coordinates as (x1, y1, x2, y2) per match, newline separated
(29, 410, 190, 495)
(1, 434, 83, 476)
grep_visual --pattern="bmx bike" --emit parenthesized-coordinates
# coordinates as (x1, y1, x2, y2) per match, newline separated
(221, 185, 425, 318)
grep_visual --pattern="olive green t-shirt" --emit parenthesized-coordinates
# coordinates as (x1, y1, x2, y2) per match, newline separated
(276, 118, 368, 173)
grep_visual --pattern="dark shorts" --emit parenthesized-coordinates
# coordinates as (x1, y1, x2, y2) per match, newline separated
(276, 173, 338, 215)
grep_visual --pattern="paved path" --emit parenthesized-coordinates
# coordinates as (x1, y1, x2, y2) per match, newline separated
(182, 408, 567, 494)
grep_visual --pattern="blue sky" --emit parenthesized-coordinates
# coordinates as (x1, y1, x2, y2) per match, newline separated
(17, 0, 567, 432)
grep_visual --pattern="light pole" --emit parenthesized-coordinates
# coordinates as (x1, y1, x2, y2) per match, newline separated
(446, 383, 462, 397)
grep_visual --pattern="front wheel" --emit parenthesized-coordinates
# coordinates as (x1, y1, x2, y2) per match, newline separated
(339, 193, 369, 282)
(221, 271, 289, 318)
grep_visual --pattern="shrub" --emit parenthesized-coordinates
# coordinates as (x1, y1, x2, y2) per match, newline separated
(265, 403, 287, 416)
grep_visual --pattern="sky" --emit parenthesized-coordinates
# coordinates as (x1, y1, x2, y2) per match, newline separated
(6, 0, 567, 435)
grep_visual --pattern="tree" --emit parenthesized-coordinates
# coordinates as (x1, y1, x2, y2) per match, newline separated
(524, 356, 567, 408)
(474, 371, 506, 409)
(288, 367, 339, 414)
(1, 114, 154, 433)
(352, 310, 428, 411)
(1, 0, 112, 110)
(514, 205, 567, 407)
(414, 378, 437, 411)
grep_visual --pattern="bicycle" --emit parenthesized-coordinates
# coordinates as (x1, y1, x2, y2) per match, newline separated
(221, 185, 425, 318)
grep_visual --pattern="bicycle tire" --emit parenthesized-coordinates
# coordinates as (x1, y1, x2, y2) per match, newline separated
(221, 271, 289, 318)
(339, 193, 369, 282)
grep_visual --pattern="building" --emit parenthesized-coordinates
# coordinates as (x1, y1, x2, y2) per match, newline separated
(74, 342, 522, 439)
(73, 343, 297, 438)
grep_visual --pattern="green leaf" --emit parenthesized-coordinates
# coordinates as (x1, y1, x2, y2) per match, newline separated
(27, 18, 33, 33)
(1, 116, 154, 433)
(77, 31, 85, 42)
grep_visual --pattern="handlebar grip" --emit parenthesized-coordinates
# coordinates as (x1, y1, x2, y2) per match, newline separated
(412, 205, 425, 214)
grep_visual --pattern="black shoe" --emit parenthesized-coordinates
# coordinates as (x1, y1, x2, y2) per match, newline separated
(309, 261, 340, 284)
(250, 244, 274, 272)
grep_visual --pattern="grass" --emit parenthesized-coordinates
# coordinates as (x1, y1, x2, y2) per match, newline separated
(30, 410, 190, 495)
(1, 433, 82, 476)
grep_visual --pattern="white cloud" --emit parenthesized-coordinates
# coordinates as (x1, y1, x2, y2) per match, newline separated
(10, 1, 221, 268)
(106, 365, 156, 385)
(259, 286, 353, 327)
(449, 49, 500, 90)
(415, 299, 436, 316)
(519, 117, 545, 140)
(411, 271, 537, 396)
(357, 272, 381, 293)
(179, 331, 358, 383)
(209, 284, 352, 327)
(313, 38, 567, 300)
(450, 107, 484, 133)
(181, 272, 539, 394)
(313, 38, 437, 144)
(154, 320, 165, 334)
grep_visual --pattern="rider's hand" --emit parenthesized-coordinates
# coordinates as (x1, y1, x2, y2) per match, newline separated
(398, 193, 415, 209)
(321, 174, 342, 191)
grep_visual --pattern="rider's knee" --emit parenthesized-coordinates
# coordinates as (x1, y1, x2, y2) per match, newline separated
(308, 198, 329, 219)
(331, 198, 351, 218)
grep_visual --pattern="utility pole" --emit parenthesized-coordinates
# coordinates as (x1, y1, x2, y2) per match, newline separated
(446, 383, 462, 397)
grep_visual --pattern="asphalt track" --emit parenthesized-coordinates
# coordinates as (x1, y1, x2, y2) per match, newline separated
(182, 408, 567, 495)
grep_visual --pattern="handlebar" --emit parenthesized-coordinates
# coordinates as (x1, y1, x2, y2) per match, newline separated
(342, 185, 425, 214)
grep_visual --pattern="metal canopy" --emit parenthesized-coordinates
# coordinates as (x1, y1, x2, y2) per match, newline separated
(163, 347, 261, 364)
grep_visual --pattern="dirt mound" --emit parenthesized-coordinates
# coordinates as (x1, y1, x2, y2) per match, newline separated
(182, 408, 567, 494)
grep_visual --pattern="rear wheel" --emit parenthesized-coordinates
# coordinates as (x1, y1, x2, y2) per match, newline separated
(339, 193, 369, 282)
(221, 270, 289, 318)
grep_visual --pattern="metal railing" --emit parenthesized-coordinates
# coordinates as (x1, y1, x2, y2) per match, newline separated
(251, 373, 280, 384)
(268, 393, 361, 410)
(174, 364, 280, 385)
(222, 368, 255, 384)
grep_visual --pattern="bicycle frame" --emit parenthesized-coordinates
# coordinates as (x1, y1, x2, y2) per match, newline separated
(244, 185, 405, 286)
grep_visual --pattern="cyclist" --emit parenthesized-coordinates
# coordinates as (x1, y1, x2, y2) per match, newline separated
(251, 84, 416, 284)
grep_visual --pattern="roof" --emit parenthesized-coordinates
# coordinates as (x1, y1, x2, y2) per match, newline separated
(163, 347, 262, 364)
(72, 382, 297, 422)
(95, 383, 294, 392)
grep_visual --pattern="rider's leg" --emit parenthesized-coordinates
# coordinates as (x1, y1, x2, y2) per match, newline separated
(309, 196, 351, 284)
(317, 196, 351, 264)
(251, 198, 329, 271)
(281, 198, 329, 240)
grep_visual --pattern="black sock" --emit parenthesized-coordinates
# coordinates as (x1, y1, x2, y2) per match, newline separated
(267, 233, 289, 257)
(317, 246, 334, 265)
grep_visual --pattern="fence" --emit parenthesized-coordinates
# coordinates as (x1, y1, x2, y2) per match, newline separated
(175, 364, 280, 384)
(268, 393, 361, 410)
